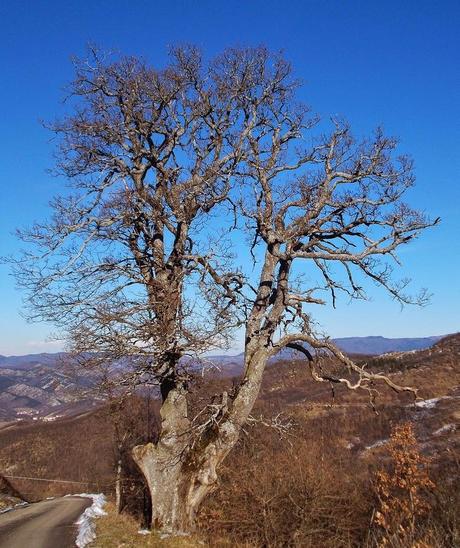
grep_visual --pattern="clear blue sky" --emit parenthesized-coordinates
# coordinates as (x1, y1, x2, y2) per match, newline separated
(0, 0, 459, 355)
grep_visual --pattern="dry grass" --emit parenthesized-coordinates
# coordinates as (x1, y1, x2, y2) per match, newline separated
(91, 502, 202, 547)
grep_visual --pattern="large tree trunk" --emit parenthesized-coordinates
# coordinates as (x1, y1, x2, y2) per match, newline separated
(132, 377, 227, 533)
(133, 429, 238, 533)
(133, 442, 190, 532)
(133, 379, 190, 532)
(133, 347, 269, 534)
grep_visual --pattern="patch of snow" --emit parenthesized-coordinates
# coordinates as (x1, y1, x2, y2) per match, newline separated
(433, 424, 456, 436)
(69, 493, 107, 548)
(365, 439, 388, 450)
(0, 501, 28, 514)
(379, 349, 418, 359)
(138, 529, 150, 535)
(414, 397, 446, 409)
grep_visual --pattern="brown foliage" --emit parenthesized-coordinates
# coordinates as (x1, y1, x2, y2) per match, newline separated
(199, 414, 371, 547)
(372, 422, 435, 547)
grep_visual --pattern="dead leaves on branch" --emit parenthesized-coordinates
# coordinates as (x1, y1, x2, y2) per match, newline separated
(373, 422, 435, 547)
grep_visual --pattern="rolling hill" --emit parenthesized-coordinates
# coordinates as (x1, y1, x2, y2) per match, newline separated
(0, 334, 452, 422)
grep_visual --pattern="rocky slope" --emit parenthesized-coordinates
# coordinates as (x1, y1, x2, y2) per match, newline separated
(0, 356, 100, 423)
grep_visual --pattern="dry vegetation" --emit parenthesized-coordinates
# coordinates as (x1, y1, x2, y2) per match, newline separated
(373, 422, 436, 547)
(90, 502, 200, 548)
(198, 401, 459, 547)
(1, 335, 459, 546)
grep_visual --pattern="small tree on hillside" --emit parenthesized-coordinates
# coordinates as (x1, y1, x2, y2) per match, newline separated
(12, 46, 437, 533)
(373, 422, 435, 545)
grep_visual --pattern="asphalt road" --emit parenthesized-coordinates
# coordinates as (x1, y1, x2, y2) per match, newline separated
(0, 496, 91, 548)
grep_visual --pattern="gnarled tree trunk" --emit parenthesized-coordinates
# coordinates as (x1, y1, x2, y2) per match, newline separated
(133, 380, 190, 532)
(133, 347, 269, 534)
(133, 442, 190, 532)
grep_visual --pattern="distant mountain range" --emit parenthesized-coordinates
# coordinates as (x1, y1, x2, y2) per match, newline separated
(0, 335, 448, 369)
(206, 335, 447, 364)
(0, 354, 99, 422)
(332, 335, 445, 355)
(0, 353, 69, 370)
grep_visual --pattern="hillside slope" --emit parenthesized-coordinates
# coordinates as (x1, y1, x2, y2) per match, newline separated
(1, 334, 458, 546)
(1, 334, 450, 422)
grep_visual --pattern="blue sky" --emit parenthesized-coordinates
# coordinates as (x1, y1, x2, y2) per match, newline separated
(0, 0, 459, 355)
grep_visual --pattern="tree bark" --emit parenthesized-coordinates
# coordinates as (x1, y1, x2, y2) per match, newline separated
(132, 380, 194, 532)
(132, 348, 269, 534)
(115, 454, 123, 514)
(133, 442, 189, 532)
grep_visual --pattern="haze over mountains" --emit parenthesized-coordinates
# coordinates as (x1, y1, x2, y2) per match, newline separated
(208, 335, 446, 363)
(331, 335, 444, 355)
(0, 353, 68, 370)
(0, 334, 450, 422)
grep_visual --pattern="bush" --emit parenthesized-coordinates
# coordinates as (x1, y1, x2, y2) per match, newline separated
(200, 425, 371, 547)
(371, 422, 435, 547)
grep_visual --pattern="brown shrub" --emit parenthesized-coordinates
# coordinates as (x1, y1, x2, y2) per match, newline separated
(200, 423, 371, 547)
(371, 422, 435, 547)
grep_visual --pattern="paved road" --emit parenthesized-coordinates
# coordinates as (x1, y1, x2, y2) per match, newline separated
(0, 496, 91, 548)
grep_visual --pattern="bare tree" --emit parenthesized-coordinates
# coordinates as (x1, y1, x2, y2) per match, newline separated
(12, 46, 437, 533)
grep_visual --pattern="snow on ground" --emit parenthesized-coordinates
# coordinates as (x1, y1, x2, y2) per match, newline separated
(364, 439, 389, 451)
(0, 501, 28, 514)
(68, 493, 107, 548)
(414, 396, 447, 409)
(433, 423, 456, 436)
